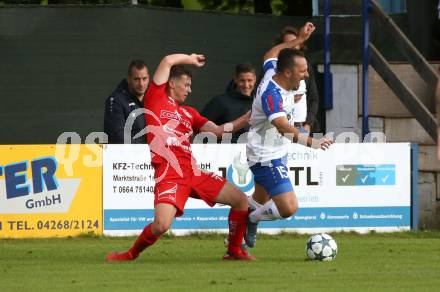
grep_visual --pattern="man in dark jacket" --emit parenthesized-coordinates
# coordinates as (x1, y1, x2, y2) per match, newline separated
(201, 63, 256, 143)
(104, 60, 149, 144)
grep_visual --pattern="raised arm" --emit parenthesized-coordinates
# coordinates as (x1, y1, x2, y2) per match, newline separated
(153, 53, 206, 85)
(263, 22, 315, 61)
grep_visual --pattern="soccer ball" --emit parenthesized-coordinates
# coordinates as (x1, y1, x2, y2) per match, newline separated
(306, 233, 337, 261)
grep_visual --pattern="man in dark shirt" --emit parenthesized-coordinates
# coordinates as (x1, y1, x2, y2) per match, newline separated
(201, 63, 256, 143)
(104, 60, 149, 144)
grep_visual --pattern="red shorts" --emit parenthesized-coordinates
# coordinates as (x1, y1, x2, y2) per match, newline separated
(153, 163, 226, 217)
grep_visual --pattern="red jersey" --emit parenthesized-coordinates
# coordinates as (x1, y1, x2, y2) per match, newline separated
(143, 81, 208, 170)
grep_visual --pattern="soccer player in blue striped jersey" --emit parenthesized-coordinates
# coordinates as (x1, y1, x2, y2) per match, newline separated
(245, 22, 333, 248)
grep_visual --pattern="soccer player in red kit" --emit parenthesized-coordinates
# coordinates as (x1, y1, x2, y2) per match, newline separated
(106, 53, 254, 261)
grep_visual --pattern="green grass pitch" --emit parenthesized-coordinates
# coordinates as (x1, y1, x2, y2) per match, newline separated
(1, 231, 440, 291)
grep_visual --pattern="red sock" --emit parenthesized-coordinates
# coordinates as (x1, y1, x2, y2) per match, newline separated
(227, 209, 248, 254)
(128, 224, 160, 258)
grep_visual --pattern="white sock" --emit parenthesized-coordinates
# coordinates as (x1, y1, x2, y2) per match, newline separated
(247, 195, 263, 211)
(249, 200, 282, 223)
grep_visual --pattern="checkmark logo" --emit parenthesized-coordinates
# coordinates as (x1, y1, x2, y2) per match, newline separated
(341, 174, 350, 182)
(381, 174, 389, 183)
(360, 175, 369, 183)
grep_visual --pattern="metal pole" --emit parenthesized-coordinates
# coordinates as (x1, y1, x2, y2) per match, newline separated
(323, 0, 332, 110)
(362, 0, 370, 139)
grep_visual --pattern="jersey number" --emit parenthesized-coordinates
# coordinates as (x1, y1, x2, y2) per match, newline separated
(276, 166, 289, 179)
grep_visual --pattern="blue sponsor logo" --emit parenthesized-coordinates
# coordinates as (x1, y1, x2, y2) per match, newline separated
(336, 164, 396, 186)
(0, 156, 59, 199)
(226, 165, 254, 193)
(224, 152, 254, 193)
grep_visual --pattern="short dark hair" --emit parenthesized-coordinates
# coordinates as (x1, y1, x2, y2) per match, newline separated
(169, 65, 192, 80)
(128, 60, 147, 76)
(277, 48, 305, 73)
(274, 26, 298, 45)
(235, 63, 256, 76)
